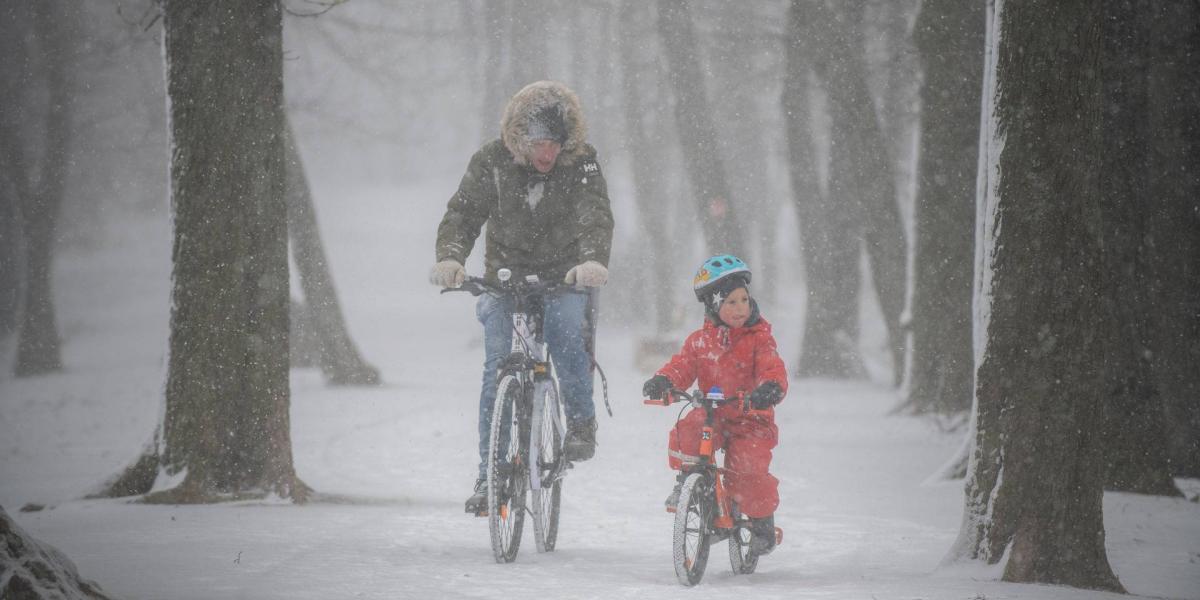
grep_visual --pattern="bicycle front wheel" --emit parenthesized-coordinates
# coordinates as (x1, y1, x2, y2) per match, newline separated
(673, 473, 713, 586)
(727, 502, 759, 574)
(530, 381, 563, 553)
(487, 374, 528, 563)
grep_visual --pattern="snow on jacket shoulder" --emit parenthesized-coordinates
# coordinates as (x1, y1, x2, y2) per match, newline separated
(656, 317, 788, 403)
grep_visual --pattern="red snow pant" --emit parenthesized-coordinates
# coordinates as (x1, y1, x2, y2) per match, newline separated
(668, 408, 779, 519)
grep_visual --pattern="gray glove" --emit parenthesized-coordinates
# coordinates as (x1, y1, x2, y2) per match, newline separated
(564, 260, 608, 287)
(429, 259, 465, 288)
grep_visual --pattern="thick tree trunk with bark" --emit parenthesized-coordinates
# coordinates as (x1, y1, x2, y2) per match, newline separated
(656, 0, 744, 257)
(1098, 0, 1180, 497)
(102, 0, 305, 504)
(1, 505, 115, 600)
(1145, 1, 1200, 479)
(0, 188, 17, 337)
(949, 1, 1122, 591)
(0, 8, 22, 338)
(284, 119, 380, 386)
(902, 0, 983, 415)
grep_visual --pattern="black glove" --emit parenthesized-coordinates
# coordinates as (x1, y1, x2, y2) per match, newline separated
(748, 381, 783, 410)
(642, 375, 672, 400)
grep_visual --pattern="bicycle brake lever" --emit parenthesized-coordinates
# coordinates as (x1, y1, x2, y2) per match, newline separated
(440, 281, 486, 296)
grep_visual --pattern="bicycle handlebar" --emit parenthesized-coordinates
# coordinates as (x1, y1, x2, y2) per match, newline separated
(643, 387, 746, 409)
(440, 275, 582, 298)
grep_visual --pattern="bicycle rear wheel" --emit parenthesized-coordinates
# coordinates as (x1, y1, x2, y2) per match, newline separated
(488, 374, 528, 563)
(672, 473, 712, 586)
(727, 502, 759, 574)
(530, 381, 563, 553)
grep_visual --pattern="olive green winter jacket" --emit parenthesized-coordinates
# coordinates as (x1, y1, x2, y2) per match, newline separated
(435, 139, 613, 283)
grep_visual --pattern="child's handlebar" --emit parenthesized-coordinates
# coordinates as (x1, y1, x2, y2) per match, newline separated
(643, 388, 753, 412)
(642, 388, 695, 406)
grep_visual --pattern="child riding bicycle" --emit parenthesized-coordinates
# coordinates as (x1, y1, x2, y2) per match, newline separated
(642, 255, 787, 555)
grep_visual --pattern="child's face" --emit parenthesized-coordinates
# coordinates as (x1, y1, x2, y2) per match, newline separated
(717, 287, 752, 328)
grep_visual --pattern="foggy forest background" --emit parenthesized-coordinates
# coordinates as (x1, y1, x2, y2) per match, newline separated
(1, 0, 1198, 596)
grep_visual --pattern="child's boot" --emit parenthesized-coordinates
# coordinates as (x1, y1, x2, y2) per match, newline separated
(749, 514, 776, 555)
(664, 473, 688, 511)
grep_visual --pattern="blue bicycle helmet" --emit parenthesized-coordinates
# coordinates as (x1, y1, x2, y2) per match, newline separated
(693, 254, 752, 304)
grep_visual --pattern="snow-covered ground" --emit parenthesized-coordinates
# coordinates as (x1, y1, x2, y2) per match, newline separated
(1, 183, 1198, 600)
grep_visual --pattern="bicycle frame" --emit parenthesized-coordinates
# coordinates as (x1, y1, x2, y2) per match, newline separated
(443, 272, 578, 493)
(445, 269, 588, 561)
(647, 388, 742, 531)
(506, 289, 566, 492)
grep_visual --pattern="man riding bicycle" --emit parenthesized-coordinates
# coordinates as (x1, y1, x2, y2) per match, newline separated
(429, 81, 614, 514)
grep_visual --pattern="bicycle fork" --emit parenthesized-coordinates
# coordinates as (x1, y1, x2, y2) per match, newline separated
(528, 361, 567, 491)
(698, 424, 734, 530)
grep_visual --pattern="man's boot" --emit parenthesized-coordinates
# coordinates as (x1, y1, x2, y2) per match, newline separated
(563, 417, 597, 462)
(465, 478, 487, 515)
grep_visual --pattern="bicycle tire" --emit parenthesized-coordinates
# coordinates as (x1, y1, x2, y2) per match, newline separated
(672, 472, 712, 586)
(488, 374, 528, 563)
(727, 502, 759, 574)
(530, 381, 563, 553)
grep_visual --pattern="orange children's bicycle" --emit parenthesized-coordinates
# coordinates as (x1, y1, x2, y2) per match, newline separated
(644, 387, 783, 586)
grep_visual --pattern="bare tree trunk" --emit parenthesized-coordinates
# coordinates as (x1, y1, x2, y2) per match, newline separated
(948, 1, 1122, 591)
(284, 119, 380, 386)
(0, 168, 21, 338)
(1098, 0, 1180, 497)
(786, 1, 860, 378)
(13, 1, 74, 377)
(461, 0, 484, 140)
(103, 0, 305, 504)
(902, 0, 983, 415)
(0, 3, 19, 334)
(619, 0, 672, 337)
(510, 0, 548, 86)
(1145, 0, 1200, 479)
(810, 0, 906, 386)
(0, 6, 32, 341)
(656, 0, 744, 257)
(480, 0, 508, 139)
(708, 2, 783, 300)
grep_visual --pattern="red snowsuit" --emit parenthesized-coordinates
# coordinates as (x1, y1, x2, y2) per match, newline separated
(656, 316, 788, 519)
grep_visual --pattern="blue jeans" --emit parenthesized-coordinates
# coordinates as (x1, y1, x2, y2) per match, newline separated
(475, 290, 595, 478)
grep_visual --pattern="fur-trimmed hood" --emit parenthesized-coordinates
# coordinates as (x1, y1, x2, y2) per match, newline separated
(501, 80, 589, 168)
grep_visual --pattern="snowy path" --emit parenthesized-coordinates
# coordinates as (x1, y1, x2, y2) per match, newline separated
(2, 186, 1197, 599)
